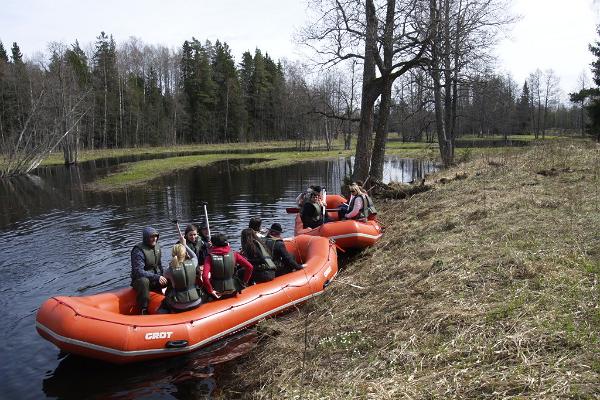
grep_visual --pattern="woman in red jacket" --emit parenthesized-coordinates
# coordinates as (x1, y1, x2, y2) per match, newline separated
(202, 233, 253, 299)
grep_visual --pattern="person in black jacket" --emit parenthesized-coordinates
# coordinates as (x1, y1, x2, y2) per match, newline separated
(264, 223, 305, 276)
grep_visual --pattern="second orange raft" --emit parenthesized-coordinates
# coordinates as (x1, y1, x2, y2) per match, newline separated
(295, 194, 383, 249)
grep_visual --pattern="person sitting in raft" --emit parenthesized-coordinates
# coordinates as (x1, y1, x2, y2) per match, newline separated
(240, 227, 277, 283)
(296, 185, 314, 207)
(131, 227, 167, 315)
(301, 191, 324, 229)
(264, 223, 305, 276)
(202, 233, 253, 299)
(162, 235, 205, 313)
(248, 217, 265, 238)
(177, 224, 205, 261)
(341, 183, 377, 220)
(198, 221, 211, 257)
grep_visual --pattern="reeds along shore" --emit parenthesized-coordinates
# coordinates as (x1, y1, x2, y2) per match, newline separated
(218, 140, 600, 400)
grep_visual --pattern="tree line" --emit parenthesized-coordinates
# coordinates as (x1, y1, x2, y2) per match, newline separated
(1, 1, 591, 179)
(0, 34, 349, 175)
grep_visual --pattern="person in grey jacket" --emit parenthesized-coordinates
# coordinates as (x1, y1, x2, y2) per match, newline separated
(131, 227, 167, 314)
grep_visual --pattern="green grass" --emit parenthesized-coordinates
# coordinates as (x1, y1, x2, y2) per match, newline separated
(41, 139, 336, 166)
(91, 149, 360, 190)
(218, 139, 600, 399)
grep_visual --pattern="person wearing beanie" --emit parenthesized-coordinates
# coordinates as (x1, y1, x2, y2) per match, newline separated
(264, 223, 305, 276)
(202, 233, 254, 299)
(131, 226, 167, 315)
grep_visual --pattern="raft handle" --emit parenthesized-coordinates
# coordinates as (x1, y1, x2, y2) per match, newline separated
(166, 340, 189, 349)
(323, 279, 331, 289)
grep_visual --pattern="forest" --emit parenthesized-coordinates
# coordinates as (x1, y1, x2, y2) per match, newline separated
(0, 0, 591, 178)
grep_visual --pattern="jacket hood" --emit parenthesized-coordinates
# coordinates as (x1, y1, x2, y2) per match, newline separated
(210, 244, 231, 255)
(142, 226, 159, 244)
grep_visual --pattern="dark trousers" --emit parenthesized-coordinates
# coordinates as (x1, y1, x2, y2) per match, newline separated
(132, 277, 162, 310)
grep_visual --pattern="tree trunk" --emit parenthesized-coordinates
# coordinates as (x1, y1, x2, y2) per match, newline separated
(368, 0, 395, 183)
(353, 0, 378, 182)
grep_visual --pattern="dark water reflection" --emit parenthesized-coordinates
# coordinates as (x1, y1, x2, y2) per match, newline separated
(0, 155, 435, 399)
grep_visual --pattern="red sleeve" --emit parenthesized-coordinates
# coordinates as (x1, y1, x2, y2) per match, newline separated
(202, 256, 214, 294)
(235, 252, 254, 283)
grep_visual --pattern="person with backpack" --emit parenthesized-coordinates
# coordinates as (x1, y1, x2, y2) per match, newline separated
(264, 223, 305, 276)
(240, 228, 277, 283)
(201, 233, 253, 299)
(162, 235, 206, 313)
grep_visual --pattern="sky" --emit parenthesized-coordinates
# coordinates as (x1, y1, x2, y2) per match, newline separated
(2, 0, 600, 97)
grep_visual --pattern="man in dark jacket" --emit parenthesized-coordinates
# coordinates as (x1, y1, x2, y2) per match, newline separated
(131, 227, 167, 314)
(264, 223, 305, 276)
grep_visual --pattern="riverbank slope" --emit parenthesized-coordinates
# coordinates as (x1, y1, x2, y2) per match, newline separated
(221, 140, 599, 399)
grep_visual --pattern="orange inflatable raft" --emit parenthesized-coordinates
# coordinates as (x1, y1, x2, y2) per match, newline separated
(36, 235, 337, 364)
(294, 194, 383, 250)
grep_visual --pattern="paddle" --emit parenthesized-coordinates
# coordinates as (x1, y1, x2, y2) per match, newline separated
(200, 201, 211, 240)
(171, 218, 183, 237)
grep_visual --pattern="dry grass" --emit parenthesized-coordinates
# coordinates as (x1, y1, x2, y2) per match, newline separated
(219, 140, 600, 399)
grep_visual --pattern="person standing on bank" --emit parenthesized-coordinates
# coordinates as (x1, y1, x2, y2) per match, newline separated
(131, 227, 167, 315)
(264, 223, 305, 276)
(202, 233, 254, 299)
(162, 235, 203, 312)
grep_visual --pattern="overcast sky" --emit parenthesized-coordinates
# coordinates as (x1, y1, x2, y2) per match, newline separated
(2, 0, 599, 97)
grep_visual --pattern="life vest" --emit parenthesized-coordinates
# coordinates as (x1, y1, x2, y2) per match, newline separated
(134, 243, 162, 274)
(348, 194, 370, 219)
(166, 260, 201, 309)
(264, 236, 284, 267)
(181, 239, 207, 261)
(210, 249, 238, 294)
(254, 239, 277, 272)
(302, 202, 322, 228)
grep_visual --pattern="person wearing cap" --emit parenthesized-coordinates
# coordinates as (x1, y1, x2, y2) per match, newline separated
(202, 233, 254, 299)
(131, 227, 167, 315)
(264, 223, 305, 276)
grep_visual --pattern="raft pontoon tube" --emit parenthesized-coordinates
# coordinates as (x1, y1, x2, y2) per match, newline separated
(36, 235, 337, 364)
(295, 194, 383, 249)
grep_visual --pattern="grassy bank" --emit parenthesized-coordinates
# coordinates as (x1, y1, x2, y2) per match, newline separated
(41, 140, 325, 166)
(91, 149, 356, 190)
(89, 142, 436, 190)
(220, 140, 599, 399)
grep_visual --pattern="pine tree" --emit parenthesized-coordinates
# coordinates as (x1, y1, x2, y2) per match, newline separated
(92, 32, 119, 148)
(516, 81, 531, 134)
(212, 40, 243, 142)
(239, 51, 254, 139)
(10, 42, 23, 64)
(0, 41, 8, 63)
(570, 26, 600, 141)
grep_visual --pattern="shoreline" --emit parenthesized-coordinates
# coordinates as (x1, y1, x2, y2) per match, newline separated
(217, 139, 599, 399)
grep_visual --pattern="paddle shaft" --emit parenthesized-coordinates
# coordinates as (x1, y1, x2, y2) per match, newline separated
(203, 203, 211, 239)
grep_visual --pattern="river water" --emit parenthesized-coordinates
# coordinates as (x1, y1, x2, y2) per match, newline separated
(0, 155, 436, 399)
